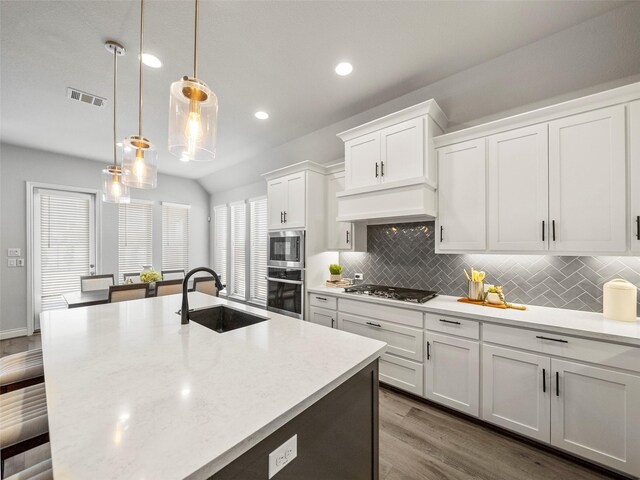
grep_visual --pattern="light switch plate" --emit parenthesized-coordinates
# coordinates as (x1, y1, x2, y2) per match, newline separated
(7, 248, 20, 257)
(268, 434, 297, 479)
(354, 273, 363, 280)
(16, 258, 25, 267)
(7, 258, 17, 267)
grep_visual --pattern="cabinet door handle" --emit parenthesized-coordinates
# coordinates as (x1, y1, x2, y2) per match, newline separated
(536, 335, 568, 344)
(283, 211, 287, 223)
(556, 371, 560, 397)
(331, 318, 335, 328)
(552, 220, 556, 241)
(636, 216, 640, 241)
(346, 230, 350, 244)
(375, 162, 379, 178)
(440, 226, 444, 243)
(315, 297, 327, 301)
(366, 321, 381, 328)
(542, 220, 545, 242)
(280, 211, 283, 223)
(427, 341, 431, 360)
(381, 160, 385, 177)
(439, 319, 461, 325)
(542, 368, 546, 393)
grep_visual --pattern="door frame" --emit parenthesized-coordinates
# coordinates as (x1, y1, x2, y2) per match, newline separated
(27, 182, 102, 335)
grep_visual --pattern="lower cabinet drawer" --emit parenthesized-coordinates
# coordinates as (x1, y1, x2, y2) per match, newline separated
(338, 312, 424, 362)
(424, 312, 480, 340)
(339, 298, 423, 329)
(309, 293, 337, 310)
(380, 353, 424, 396)
(483, 323, 640, 373)
(308, 306, 336, 328)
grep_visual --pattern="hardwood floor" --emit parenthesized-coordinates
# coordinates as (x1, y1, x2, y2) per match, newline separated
(379, 386, 620, 480)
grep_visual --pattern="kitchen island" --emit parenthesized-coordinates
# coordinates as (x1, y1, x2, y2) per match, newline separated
(39, 292, 386, 479)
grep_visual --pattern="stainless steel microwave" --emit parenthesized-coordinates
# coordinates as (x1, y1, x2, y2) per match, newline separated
(267, 230, 305, 268)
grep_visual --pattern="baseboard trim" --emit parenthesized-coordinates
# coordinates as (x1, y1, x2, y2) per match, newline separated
(0, 328, 29, 340)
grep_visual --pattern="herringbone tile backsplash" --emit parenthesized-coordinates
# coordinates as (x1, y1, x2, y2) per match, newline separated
(339, 222, 640, 313)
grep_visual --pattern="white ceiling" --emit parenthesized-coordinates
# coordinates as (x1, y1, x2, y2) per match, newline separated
(0, 0, 629, 188)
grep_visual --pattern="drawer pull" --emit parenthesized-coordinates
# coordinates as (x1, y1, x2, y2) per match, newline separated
(439, 319, 461, 325)
(331, 318, 335, 328)
(542, 368, 546, 393)
(556, 371, 560, 397)
(427, 341, 431, 360)
(366, 322, 381, 328)
(536, 335, 568, 344)
(315, 297, 328, 301)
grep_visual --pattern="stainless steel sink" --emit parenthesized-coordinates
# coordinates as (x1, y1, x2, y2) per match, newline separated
(188, 306, 268, 333)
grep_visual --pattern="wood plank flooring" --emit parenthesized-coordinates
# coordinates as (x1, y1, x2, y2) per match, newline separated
(379, 387, 619, 480)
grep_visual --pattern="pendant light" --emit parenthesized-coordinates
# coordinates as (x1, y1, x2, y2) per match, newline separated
(168, 0, 218, 162)
(102, 41, 130, 204)
(122, 0, 158, 188)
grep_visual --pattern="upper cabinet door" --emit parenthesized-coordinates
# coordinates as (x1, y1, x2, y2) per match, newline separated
(267, 178, 287, 230)
(488, 125, 549, 252)
(345, 132, 380, 190)
(380, 117, 424, 183)
(548, 106, 626, 253)
(437, 138, 486, 251)
(284, 173, 306, 229)
(630, 101, 640, 253)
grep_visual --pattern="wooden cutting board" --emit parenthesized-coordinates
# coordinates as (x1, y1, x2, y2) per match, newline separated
(458, 297, 527, 311)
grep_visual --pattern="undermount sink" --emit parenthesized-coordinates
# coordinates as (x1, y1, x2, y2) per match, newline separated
(188, 306, 268, 333)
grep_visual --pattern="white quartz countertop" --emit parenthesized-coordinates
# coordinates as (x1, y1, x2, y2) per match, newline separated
(308, 286, 640, 346)
(39, 293, 386, 480)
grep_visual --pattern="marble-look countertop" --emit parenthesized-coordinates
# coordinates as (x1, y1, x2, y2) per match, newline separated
(39, 293, 386, 479)
(308, 286, 640, 346)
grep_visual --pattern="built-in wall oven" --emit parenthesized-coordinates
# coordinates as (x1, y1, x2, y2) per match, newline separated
(268, 230, 305, 268)
(266, 267, 304, 319)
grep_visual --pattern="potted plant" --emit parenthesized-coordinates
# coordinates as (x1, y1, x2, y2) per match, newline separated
(140, 269, 162, 284)
(329, 264, 343, 282)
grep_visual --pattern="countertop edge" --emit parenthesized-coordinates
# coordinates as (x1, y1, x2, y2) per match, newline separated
(308, 287, 640, 347)
(185, 347, 386, 480)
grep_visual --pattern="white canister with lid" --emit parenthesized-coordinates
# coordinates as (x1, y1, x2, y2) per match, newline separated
(603, 279, 638, 322)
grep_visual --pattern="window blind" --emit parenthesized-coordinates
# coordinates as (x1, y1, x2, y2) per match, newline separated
(39, 192, 93, 312)
(249, 197, 268, 305)
(119, 201, 153, 282)
(213, 205, 228, 293)
(229, 201, 246, 299)
(162, 202, 190, 273)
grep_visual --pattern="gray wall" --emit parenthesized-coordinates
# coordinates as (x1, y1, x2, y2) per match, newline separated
(0, 143, 210, 335)
(340, 222, 640, 314)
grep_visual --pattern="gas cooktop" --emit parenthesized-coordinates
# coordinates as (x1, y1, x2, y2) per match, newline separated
(343, 284, 438, 304)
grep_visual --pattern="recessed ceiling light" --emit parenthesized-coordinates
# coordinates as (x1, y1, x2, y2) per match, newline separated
(335, 62, 353, 76)
(140, 53, 162, 68)
(254, 111, 269, 120)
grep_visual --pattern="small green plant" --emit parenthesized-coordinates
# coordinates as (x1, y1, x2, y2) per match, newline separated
(329, 264, 343, 275)
(140, 270, 162, 283)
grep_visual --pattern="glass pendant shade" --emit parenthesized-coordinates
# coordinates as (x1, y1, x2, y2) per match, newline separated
(168, 77, 218, 161)
(102, 166, 130, 204)
(122, 135, 158, 188)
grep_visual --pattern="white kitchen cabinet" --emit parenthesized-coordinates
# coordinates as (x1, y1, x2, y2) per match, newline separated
(630, 100, 640, 253)
(548, 106, 626, 253)
(437, 138, 486, 251)
(379, 353, 424, 396)
(482, 344, 551, 443)
(308, 306, 336, 329)
(267, 172, 306, 230)
(380, 117, 425, 183)
(344, 132, 380, 190)
(425, 332, 479, 417)
(326, 169, 366, 251)
(551, 359, 640, 475)
(488, 125, 549, 251)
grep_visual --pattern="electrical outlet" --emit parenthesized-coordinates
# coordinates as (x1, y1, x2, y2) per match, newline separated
(7, 258, 17, 267)
(354, 273, 364, 281)
(268, 434, 297, 479)
(7, 248, 20, 257)
(16, 258, 25, 267)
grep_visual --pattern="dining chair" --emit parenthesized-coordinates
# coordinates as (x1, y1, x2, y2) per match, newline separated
(122, 273, 142, 284)
(161, 269, 185, 281)
(155, 279, 183, 297)
(108, 284, 149, 303)
(80, 274, 114, 292)
(193, 277, 218, 297)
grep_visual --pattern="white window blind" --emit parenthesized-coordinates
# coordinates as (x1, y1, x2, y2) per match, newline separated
(38, 191, 94, 312)
(229, 201, 246, 299)
(213, 205, 228, 293)
(249, 197, 268, 305)
(162, 202, 190, 273)
(119, 201, 153, 282)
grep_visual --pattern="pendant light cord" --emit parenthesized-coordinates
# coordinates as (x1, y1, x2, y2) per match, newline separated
(138, 0, 144, 137)
(113, 46, 118, 169)
(194, 0, 199, 79)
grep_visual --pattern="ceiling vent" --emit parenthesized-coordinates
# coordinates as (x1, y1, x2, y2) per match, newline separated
(66, 87, 107, 108)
